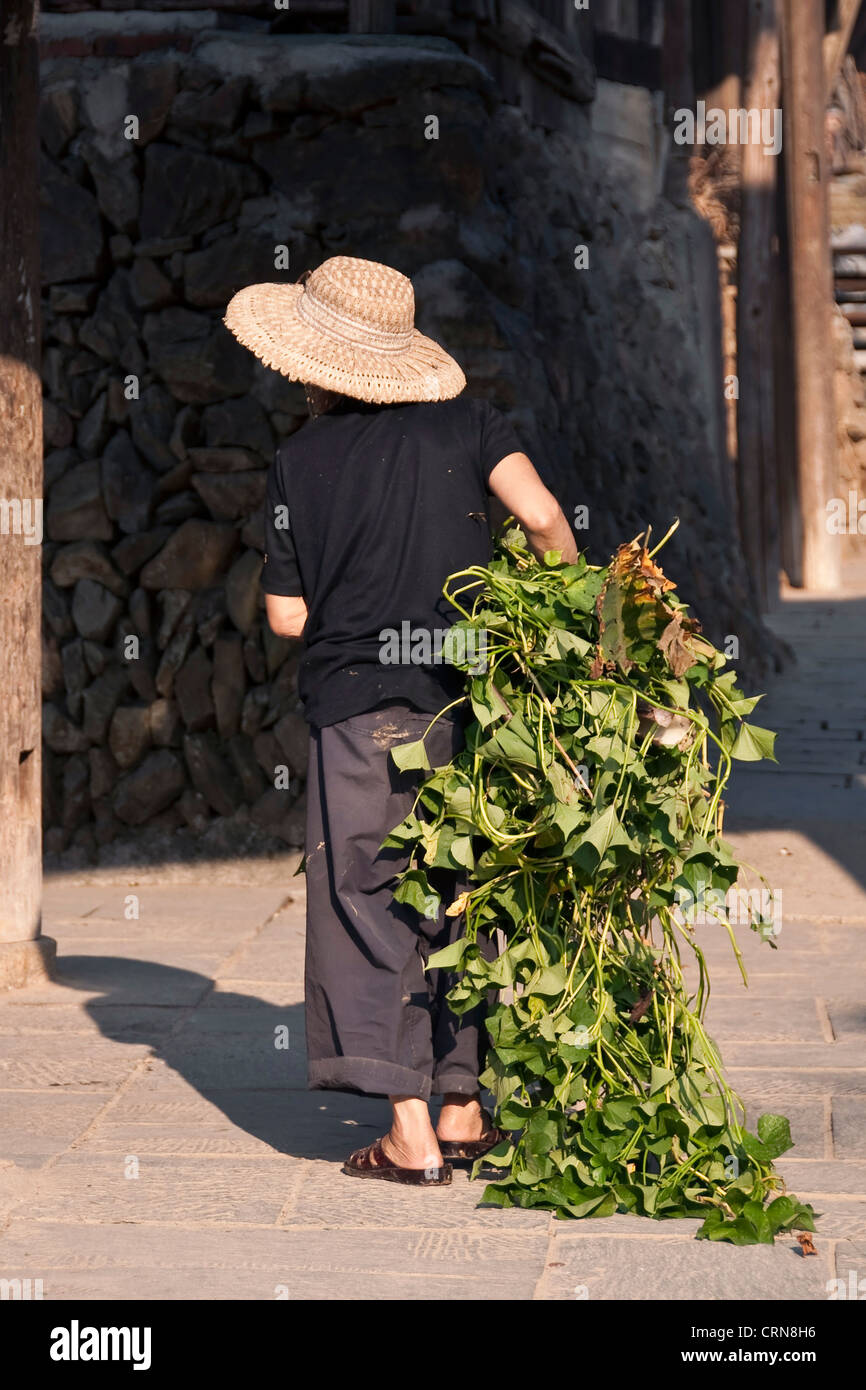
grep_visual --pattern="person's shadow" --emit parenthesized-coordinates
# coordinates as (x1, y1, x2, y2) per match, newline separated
(56, 954, 394, 1160)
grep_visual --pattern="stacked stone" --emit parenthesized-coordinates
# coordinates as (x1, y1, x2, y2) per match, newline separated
(38, 32, 771, 865)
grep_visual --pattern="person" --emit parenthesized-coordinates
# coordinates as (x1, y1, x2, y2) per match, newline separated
(224, 256, 577, 1186)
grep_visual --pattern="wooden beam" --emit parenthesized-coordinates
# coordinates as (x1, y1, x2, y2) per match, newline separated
(824, 0, 863, 102)
(0, 0, 52, 984)
(737, 0, 782, 609)
(781, 0, 841, 589)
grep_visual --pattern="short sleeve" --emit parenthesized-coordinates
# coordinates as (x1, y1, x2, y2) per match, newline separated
(261, 452, 304, 597)
(476, 398, 524, 485)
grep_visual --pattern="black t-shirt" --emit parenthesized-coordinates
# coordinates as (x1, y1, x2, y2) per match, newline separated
(261, 394, 523, 728)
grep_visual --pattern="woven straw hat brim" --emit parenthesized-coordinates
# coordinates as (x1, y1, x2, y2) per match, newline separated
(224, 282, 466, 405)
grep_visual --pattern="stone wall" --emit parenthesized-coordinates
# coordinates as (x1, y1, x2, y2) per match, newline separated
(39, 30, 768, 869)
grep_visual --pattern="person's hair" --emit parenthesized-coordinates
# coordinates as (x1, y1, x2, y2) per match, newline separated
(303, 382, 351, 419)
(296, 269, 361, 418)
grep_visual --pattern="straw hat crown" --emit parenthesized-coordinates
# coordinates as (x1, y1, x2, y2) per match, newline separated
(301, 258, 415, 348)
(224, 255, 466, 405)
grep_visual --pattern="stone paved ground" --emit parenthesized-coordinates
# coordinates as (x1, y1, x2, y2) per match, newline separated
(2, 569, 865, 1301)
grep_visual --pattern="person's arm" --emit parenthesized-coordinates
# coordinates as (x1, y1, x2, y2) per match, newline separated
(488, 452, 578, 564)
(261, 450, 308, 637)
(265, 593, 308, 638)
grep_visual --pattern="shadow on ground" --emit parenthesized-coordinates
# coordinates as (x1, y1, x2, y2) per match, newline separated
(55, 953, 394, 1162)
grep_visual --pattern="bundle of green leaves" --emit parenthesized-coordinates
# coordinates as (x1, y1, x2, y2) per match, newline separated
(385, 524, 816, 1245)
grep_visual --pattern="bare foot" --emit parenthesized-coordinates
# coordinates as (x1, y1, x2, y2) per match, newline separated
(381, 1095, 444, 1170)
(436, 1092, 487, 1143)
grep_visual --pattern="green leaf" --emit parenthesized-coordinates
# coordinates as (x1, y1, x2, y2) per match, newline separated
(649, 1065, 675, 1094)
(741, 1200, 775, 1244)
(544, 627, 592, 660)
(487, 719, 539, 768)
(756, 1113, 794, 1160)
(393, 870, 441, 921)
(449, 835, 475, 869)
(427, 937, 469, 970)
(573, 805, 627, 866)
(730, 723, 777, 762)
(764, 1194, 799, 1234)
(478, 1183, 515, 1209)
(547, 760, 580, 805)
(390, 738, 431, 772)
(528, 961, 569, 996)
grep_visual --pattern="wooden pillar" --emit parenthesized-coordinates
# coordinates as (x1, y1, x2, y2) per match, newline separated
(736, 0, 782, 609)
(781, 0, 841, 590)
(825, 0, 863, 101)
(0, 0, 54, 987)
(661, 0, 694, 205)
(773, 99, 802, 586)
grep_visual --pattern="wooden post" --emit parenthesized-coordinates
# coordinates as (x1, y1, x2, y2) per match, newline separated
(661, 0, 694, 205)
(773, 92, 802, 586)
(736, 0, 782, 609)
(781, 0, 841, 590)
(824, 0, 863, 101)
(0, 0, 54, 987)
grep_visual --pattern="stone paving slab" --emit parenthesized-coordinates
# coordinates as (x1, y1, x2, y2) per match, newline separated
(43, 918, 250, 944)
(23, 1266, 527, 1301)
(205, 979, 306, 1007)
(0, 1003, 182, 1038)
(538, 1234, 833, 1301)
(124, 1041, 309, 1092)
(703, 995, 827, 1044)
(41, 883, 294, 928)
(775, 1160, 866, 1197)
(792, 1201, 866, 1239)
(726, 1068, 866, 1102)
(3, 971, 208, 1009)
(715, 1043, 866, 1068)
(217, 938, 306, 984)
(23, 1154, 303, 1226)
(83, 1088, 389, 1161)
(0, 1217, 546, 1300)
(0, 1091, 110, 1164)
(278, 1161, 553, 1232)
(687, 969, 847, 997)
(0, 1034, 149, 1091)
(833, 1240, 866, 1289)
(831, 1099, 866, 1158)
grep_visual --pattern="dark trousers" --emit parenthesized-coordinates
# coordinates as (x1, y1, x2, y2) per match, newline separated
(303, 702, 489, 1100)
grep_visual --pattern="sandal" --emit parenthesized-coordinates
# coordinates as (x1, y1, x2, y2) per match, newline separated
(342, 1138, 452, 1186)
(437, 1108, 507, 1162)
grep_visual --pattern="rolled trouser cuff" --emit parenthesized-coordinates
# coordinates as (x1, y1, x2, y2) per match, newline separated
(308, 1055, 433, 1100)
(430, 1070, 482, 1097)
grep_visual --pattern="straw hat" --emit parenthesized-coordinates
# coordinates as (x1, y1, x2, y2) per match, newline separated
(223, 256, 466, 405)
